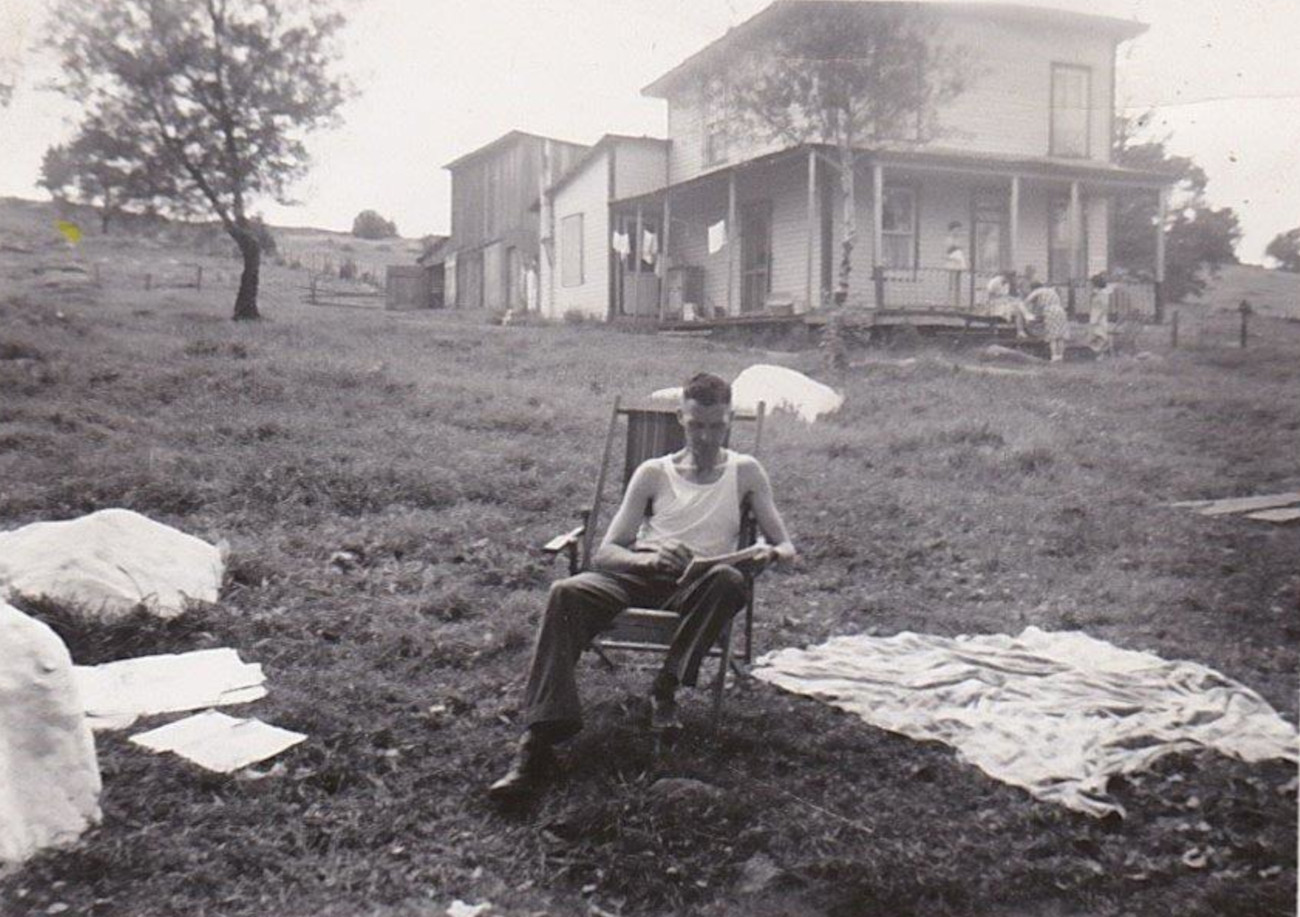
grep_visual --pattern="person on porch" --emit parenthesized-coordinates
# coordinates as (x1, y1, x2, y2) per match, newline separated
(986, 272, 1032, 338)
(488, 372, 797, 805)
(945, 222, 967, 308)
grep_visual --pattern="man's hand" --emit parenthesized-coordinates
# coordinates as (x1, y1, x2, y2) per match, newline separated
(645, 539, 693, 577)
(747, 543, 796, 576)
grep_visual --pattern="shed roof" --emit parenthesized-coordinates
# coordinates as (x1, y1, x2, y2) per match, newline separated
(543, 134, 669, 200)
(442, 130, 589, 171)
(643, 1, 1148, 98)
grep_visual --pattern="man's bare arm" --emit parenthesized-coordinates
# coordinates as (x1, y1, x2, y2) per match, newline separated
(740, 457, 797, 568)
(591, 463, 692, 576)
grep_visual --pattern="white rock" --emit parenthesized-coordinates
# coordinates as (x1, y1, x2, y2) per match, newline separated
(0, 509, 224, 621)
(0, 601, 102, 864)
(731, 364, 843, 423)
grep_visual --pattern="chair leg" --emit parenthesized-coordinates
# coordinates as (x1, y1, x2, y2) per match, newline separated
(711, 623, 734, 730)
(591, 643, 617, 672)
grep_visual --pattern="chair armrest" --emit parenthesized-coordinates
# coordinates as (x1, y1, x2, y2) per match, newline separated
(542, 525, 585, 554)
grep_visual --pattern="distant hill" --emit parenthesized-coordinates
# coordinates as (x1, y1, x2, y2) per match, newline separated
(0, 196, 425, 272)
(1191, 263, 1300, 320)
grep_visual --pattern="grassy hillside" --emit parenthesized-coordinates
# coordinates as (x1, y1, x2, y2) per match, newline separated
(1191, 262, 1300, 319)
(0, 200, 1297, 917)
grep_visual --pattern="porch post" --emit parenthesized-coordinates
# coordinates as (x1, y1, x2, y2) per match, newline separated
(634, 203, 644, 318)
(1009, 174, 1021, 281)
(727, 170, 737, 316)
(872, 161, 884, 309)
(1155, 185, 1168, 322)
(660, 191, 672, 322)
(806, 148, 817, 312)
(1068, 180, 1081, 282)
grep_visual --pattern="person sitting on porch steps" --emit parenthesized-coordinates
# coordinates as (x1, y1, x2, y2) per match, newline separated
(986, 272, 1032, 338)
(488, 372, 797, 804)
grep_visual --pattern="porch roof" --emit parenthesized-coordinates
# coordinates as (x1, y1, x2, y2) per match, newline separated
(608, 142, 1171, 211)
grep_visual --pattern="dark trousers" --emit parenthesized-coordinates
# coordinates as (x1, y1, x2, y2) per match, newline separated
(521, 565, 748, 741)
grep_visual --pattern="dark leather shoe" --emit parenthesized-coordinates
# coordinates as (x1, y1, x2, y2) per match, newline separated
(650, 692, 683, 732)
(487, 739, 557, 804)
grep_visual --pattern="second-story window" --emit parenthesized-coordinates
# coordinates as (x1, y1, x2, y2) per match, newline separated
(1051, 64, 1091, 158)
(703, 76, 729, 166)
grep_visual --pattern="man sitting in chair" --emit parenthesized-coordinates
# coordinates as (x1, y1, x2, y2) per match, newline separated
(489, 372, 797, 803)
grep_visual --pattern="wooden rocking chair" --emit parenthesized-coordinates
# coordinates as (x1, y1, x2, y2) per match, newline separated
(541, 396, 767, 725)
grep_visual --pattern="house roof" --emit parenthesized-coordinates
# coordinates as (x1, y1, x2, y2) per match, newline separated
(442, 129, 589, 171)
(416, 235, 451, 266)
(642, 1, 1149, 98)
(543, 134, 669, 200)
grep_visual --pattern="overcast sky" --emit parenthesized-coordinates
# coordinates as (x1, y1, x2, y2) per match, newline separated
(2, 0, 1297, 262)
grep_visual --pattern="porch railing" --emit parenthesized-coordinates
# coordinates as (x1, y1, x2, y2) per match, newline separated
(862, 265, 1157, 320)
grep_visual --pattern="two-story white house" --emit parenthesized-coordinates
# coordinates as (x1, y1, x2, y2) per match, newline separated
(539, 0, 1172, 323)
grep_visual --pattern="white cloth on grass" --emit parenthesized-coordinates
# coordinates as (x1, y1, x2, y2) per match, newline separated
(753, 626, 1299, 818)
(650, 365, 843, 424)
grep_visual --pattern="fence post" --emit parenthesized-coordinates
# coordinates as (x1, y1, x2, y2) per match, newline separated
(310, 275, 317, 305)
(196, 265, 203, 291)
(145, 272, 152, 291)
(1239, 300, 1251, 348)
(1170, 309, 1179, 350)
(1153, 280, 1164, 324)
(873, 265, 885, 309)
(92, 263, 100, 287)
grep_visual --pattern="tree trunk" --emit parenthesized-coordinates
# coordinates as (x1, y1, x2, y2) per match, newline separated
(835, 144, 857, 307)
(232, 227, 261, 321)
(100, 209, 110, 234)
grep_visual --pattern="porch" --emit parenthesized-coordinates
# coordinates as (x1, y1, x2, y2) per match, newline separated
(607, 143, 1170, 326)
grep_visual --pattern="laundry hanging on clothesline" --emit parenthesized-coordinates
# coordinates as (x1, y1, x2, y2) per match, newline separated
(642, 229, 659, 267)
(707, 219, 728, 255)
(611, 230, 630, 262)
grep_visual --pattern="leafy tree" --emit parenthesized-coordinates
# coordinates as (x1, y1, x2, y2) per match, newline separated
(352, 209, 398, 240)
(38, 127, 167, 232)
(721, 3, 972, 306)
(44, 0, 349, 320)
(1265, 228, 1300, 273)
(1112, 115, 1240, 303)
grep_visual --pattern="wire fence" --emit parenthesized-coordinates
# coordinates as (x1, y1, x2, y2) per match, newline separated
(1166, 302, 1262, 351)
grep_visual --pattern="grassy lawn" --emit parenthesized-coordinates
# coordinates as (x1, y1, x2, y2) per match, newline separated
(1, 202, 1297, 917)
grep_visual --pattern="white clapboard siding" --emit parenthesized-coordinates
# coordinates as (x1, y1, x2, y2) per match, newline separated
(551, 150, 610, 321)
(614, 142, 669, 199)
(665, 10, 1117, 187)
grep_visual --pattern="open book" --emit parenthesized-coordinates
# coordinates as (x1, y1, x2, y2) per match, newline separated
(676, 543, 767, 586)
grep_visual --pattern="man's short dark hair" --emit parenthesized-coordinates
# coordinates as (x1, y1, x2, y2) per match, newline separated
(682, 372, 731, 406)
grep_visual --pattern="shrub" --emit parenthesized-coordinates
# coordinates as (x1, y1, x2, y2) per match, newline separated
(338, 258, 358, 281)
(563, 309, 588, 325)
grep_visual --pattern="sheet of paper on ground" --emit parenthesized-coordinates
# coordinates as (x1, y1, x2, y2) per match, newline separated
(130, 710, 305, 773)
(74, 647, 266, 731)
(0, 508, 224, 620)
(753, 626, 1299, 818)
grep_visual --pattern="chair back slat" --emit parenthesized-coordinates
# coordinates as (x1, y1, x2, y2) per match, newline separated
(623, 409, 685, 487)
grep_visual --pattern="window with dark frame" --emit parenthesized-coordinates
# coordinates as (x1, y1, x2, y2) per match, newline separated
(881, 186, 916, 270)
(703, 76, 730, 166)
(1050, 64, 1091, 158)
(561, 213, 584, 287)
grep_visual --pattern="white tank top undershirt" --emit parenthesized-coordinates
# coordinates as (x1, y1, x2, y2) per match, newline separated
(635, 449, 743, 558)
